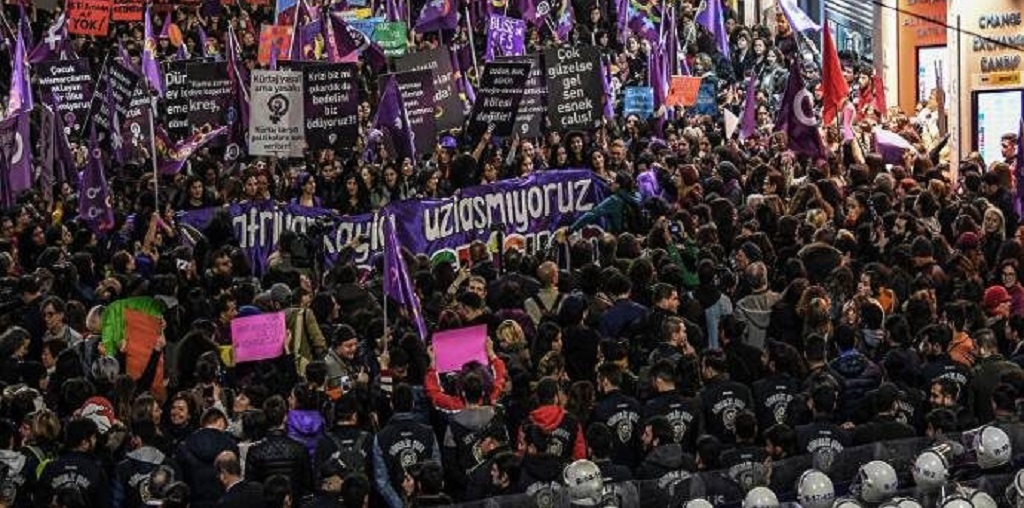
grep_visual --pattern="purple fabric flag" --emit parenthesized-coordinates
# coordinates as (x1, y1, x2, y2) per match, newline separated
(0, 131, 9, 209)
(415, 0, 459, 32)
(225, 26, 249, 161)
(269, 41, 280, 70)
(449, 47, 475, 106)
(554, 0, 574, 42)
(79, 122, 115, 233)
(6, 18, 31, 116)
(29, 13, 73, 64)
(159, 126, 228, 174)
(626, 0, 661, 43)
(159, 11, 173, 39)
(739, 75, 757, 140)
(328, 13, 387, 71)
(601, 61, 614, 120)
(142, 6, 166, 98)
(696, 0, 730, 58)
(17, 5, 33, 50)
(383, 214, 429, 340)
(776, 61, 824, 159)
(778, 0, 820, 33)
(485, 15, 526, 62)
(198, 25, 213, 58)
(649, 44, 669, 109)
(104, 80, 127, 165)
(46, 93, 75, 184)
(874, 127, 915, 165)
(292, 19, 324, 61)
(386, 0, 406, 22)
(0, 112, 31, 196)
(373, 75, 415, 163)
(176, 43, 190, 61)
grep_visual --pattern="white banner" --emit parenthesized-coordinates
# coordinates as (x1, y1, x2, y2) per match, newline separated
(249, 69, 306, 157)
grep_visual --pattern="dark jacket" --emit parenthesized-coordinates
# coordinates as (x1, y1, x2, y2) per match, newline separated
(643, 390, 702, 451)
(38, 450, 109, 508)
(634, 443, 695, 480)
(286, 410, 325, 460)
(599, 299, 649, 340)
(244, 428, 312, 499)
(175, 428, 239, 508)
(594, 458, 633, 483)
(752, 374, 799, 431)
(795, 416, 851, 472)
(591, 390, 642, 468)
(517, 452, 563, 495)
(313, 425, 373, 480)
(971, 354, 1023, 423)
(563, 324, 603, 382)
(113, 446, 177, 508)
(698, 374, 753, 444)
(216, 480, 266, 508)
(830, 351, 882, 421)
(851, 414, 916, 446)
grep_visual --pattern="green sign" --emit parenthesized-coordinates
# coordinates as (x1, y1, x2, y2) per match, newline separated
(373, 22, 408, 57)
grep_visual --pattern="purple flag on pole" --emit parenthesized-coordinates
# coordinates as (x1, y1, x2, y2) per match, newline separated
(386, 0, 406, 22)
(159, 11, 173, 39)
(6, 20, 31, 116)
(29, 13, 74, 64)
(383, 214, 429, 341)
(414, 0, 459, 32)
(649, 44, 669, 109)
(874, 127, 915, 165)
(696, 0, 730, 58)
(739, 76, 758, 140)
(0, 132, 9, 209)
(79, 123, 115, 233)
(485, 15, 526, 62)
(554, 0, 574, 42)
(198, 25, 213, 58)
(0, 112, 31, 198)
(269, 41, 280, 70)
(776, 61, 824, 159)
(17, 5, 33, 50)
(142, 6, 166, 97)
(328, 13, 387, 71)
(601, 61, 615, 120)
(225, 26, 250, 162)
(626, 0, 661, 43)
(104, 81, 127, 165)
(159, 126, 228, 174)
(373, 75, 415, 163)
(778, 0, 820, 33)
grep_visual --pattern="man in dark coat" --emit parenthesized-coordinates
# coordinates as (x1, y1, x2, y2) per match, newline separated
(244, 396, 312, 500)
(215, 451, 265, 508)
(175, 408, 240, 508)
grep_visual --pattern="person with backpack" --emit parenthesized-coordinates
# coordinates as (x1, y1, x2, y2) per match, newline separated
(524, 262, 564, 327)
(314, 394, 372, 481)
(569, 172, 643, 235)
(518, 378, 586, 462)
(440, 368, 507, 500)
(19, 408, 60, 503)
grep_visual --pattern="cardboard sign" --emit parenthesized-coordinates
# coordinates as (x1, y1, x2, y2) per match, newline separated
(467, 61, 531, 140)
(395, 48, 464, 131)
(258, 24, 293, 67)
(67, 0, 112, 36)
(124, 309, 165, 401)
(433, 325, 488, 373)
(249, 69, 306, 157)
(111, 0, 142, 21)
(666, 76, 701, 107)
(373, 22, 407, 57)
(624, 86, 654, 119)
(232, 312, 287, 362)
(544, 45, 602, 132)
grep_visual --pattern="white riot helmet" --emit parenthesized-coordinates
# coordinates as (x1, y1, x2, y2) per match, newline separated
(743, 486, 779, 508)
(832, 499, 863, 508)
(851, 460, 898, 503)
(563, 459, 604, 502)
(1005, 469, 1024, 507)
(974, 426, 1012, 469)
(912, 449, 949, 490)
(880, 498, 924, 508)
(798, 469, 835, 508)
(938, 493, 974, 508)
(962, 488, 997, 508)
(684, 500, 714, 508)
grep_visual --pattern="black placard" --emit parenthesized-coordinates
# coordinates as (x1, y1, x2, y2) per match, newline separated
(163, 61, 190, 139)
(185, 62, 233, 135)
(303, 63, 359, 151)
(395, 48, 464, 132)
(467, 61, 531, 140)
(35, 58, 93, 136)
(544, 46, 603, 132)
(500, 53, 546, 138)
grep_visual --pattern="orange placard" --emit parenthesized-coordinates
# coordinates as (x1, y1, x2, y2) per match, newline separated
(124, 309, 166, 402)
(111, 0, 142, 21)
(666, 76, 702, 107)
(258, 24, 293, 66)
(66, 0, 113, 36)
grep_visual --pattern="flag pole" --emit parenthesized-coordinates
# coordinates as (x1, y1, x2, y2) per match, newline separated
(464, 5, 480, 80)
(148, 88, 159, 212)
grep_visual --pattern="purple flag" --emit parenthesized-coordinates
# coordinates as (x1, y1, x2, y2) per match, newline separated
(104, 80, 127, 165)
(176, 43, 190, 61)
(414, 0, 459, 32)
(79, 122, 115, 232)
(649, 43, 669, 109)
(449, 47, 475, 106)
(776, 62, 824, 159)
(383, 214, 429, 341)
(117, 41, 140, 73)
(224, 26, 249, 162)
(6, 19, 32, 116)
(328, 13, 387, 71)
(270, 41, 280, 70)
(485, 15, 526, 62)
(626, 0, 661, 43)
(696, 0, 730, 58)
(142, 6, 166, 97)
(386, 0, 407, 22)
(778, 0, 820, 33)
(874, 127, 915, 165)
(601, 61, 614, 120)
(159, 126, 228, 174)
(0, 112, 31, 197)
(159, 11, 173, 39)
(29, 13, 74, 64)
(739, 75, 757, 140)
(0, 132, 9, 209)
(373, 75, 415, 163)
(554, 0, 574, 42)
(17, 5, 32, 50)
(198, 25, 215, 58)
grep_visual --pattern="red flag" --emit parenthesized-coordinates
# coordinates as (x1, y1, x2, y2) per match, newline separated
(821, 22, 849, 126)
(872, 74, 888, 116)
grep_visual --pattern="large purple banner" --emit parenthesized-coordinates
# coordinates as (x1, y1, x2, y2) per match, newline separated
(178, 170, 608, 274)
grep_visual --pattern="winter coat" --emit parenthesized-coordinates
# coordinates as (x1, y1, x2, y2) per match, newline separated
(287, 410, 325, 460)
(735, 290, 780, 350)
(244, 429, 312, 499)
(829, 352, 883, 422)
(175, 428, 239, 508)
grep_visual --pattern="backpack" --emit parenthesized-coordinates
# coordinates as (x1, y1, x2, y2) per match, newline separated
(24, 445, 54, 479)
(324, 431, 371, 475)
(0, 460, 23, 506)
(526, 293, 564, 323)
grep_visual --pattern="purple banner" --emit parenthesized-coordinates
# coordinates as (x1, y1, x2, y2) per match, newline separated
(304, 63, 359, 151)
(388, 70, 437, 157)
(185, 61, 233, 136)
(485, 15, 526, 62)
(178, 170, 609, 274)
(35, 58, 93, 135)
(467, 60, 531, 140)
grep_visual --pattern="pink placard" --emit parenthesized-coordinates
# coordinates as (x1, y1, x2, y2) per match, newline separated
(231, 312, 287, 362)
(433, 325, 488, 373)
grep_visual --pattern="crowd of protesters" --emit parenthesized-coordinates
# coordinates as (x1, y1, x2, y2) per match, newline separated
(1, 0, 1022, 506)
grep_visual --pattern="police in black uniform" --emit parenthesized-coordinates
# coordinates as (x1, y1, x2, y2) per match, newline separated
(372, 384, 440, 508)
(643, 360, 703, 452)
(697, 350, 753, 445)
(592, 363, 642, 469)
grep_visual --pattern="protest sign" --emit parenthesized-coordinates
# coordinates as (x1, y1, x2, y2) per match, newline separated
(433, 325, 489, 373)
(666, 76, 701, 107)
(693, 77, 720, 117)
(544, 45, 602, 131)
(624, 86, 654, 119)
(396, 48, 463, 131)
(485, 15, 525, 62)
(373, 22, 407, 57)
(467, 61, 531, 139)
(249, 69, 305, 157)
(348, 17, 380, 38)
(185, 62, 233, 135)
(303, 63, 359, 151)
(163, 61, 190, 138)
(123, 88, 153, 158)
(232, 312, 287, 362)
(89, 61, 139, 137)
(124, 309, 165, 400)
(112, 0, 142, 21)
(177, 170, 609, 274)
(67, 0, 112, 36)
(389, 70, 437, 157)
(258, 25, 293, 67)
(501, 54, 546, 138)
(35, 58, 93, 135)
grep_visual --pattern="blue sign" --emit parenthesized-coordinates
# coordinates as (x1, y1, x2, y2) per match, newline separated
(624, 86, 654, 119)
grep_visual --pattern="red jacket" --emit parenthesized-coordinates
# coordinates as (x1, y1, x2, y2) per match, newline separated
(423, 355, 507, 411)
(518, 405, 587, 461)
